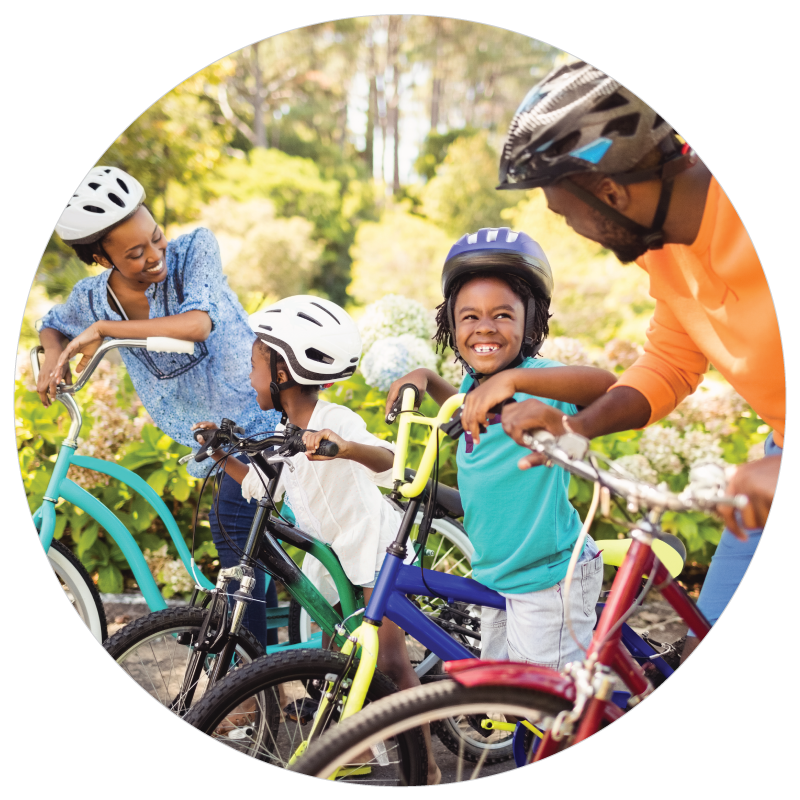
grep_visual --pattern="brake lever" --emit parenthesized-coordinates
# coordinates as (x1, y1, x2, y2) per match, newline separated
(386, 383, 422, 424)
(441, 398, 517, 440)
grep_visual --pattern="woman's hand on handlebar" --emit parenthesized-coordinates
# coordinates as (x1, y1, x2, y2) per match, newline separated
(501, 399, 570, 469)
(51, 323, 105, 395)
(461, 372, 517, 446)
(302, 428, 344, 461)
(37, 353, 72, 407)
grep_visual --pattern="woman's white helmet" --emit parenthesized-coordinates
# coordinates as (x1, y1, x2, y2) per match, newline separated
(55, 166, 146, 245)
(249, 296, 361, 385)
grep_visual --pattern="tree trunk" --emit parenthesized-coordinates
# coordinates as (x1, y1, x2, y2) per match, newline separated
(388, 15, 402, 196)
(365, 24, 377, 176)
(252, 42, 267, 149)
(430, 19, 443, 130)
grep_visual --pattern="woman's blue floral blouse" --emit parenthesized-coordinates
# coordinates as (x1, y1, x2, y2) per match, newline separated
(39, 227, 281, 477)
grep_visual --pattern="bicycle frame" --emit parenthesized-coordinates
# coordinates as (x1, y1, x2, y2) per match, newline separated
(29, 343, 361, 652)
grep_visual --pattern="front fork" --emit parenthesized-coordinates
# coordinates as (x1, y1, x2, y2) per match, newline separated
(288, 619, 380, 766)
(176, 565, 256, 712)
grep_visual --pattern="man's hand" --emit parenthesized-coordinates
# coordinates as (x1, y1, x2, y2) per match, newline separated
(501, 399, 571, 469)
(50, 323, 105, 397)
(385, 369, 430, 420)
(460, 372, 516, 446)
(719, 455, 781, 540)
(302, 428, 346, 461)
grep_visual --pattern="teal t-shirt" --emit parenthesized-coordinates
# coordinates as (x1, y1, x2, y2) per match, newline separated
(457, 357, 583, 594)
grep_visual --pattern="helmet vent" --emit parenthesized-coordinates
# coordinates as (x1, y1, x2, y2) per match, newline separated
(108, 192, 125, 208)
(88, 182, 100, 190)
(506, 231, 520, 243)
(305, 347, 334, 365)
(601, 113, 640, 138)
(297, 312, 322, 327)
(652, 114, 665, 129)
(486, 229, 499, 242)
(350, 357, 359, 363)
(311, 301, 341, 324)
(265, 308, 281, 313)
(594, 92, 628, 112)
(116, 178, 130, 194)
(103, 168, 111, 173)
(467, 233, 478, 244)
(546, 132, 580, 158)
(83, 205, 105, 214)
(258, 324, 272, 331)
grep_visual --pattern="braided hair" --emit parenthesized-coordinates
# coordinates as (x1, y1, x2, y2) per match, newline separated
(433, 272, 551, 356)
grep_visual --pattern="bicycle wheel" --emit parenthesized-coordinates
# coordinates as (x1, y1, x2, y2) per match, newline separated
(104, 606, 263, 714)
(184, 648, 426, 786)
(290, 680, 572, 784)
(287, 513, 474, 648)
(47, 539, 108, 642)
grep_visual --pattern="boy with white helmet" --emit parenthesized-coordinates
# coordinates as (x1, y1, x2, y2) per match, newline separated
(193, 295, 441, 784)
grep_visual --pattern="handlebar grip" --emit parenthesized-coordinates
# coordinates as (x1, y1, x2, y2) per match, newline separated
(30, 346, 44, 382)
(313, 440, 339, 458)
(386, 383, 422, 424)
(146, 337, 195, 355)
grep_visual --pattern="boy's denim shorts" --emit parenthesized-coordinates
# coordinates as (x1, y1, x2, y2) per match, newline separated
(481, 537, 604, 670)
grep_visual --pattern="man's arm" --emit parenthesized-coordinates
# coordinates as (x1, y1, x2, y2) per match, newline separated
(501, 387, 652, 469)
(461, 366, 618, 444)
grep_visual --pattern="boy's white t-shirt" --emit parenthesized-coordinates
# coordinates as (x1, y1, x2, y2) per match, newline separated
(240, 399, 403, 604)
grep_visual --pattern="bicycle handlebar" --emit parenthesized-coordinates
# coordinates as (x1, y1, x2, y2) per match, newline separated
(188, 418, 339, 464)
(522, 429, 748, 514)
(30, 338, 196, 395)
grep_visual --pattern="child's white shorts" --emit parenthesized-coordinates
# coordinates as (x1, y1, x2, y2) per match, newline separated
(480, 537, 603, 671)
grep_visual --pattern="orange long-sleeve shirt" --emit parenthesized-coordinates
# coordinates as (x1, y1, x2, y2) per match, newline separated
(613, 177, 785, 447)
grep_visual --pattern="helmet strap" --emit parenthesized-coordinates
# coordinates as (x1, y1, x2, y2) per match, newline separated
(560, 149, 695, 251)
(268, 347, 295, 425)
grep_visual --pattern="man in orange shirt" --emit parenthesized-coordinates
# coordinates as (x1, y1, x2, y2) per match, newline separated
(473, 61, 784, 660)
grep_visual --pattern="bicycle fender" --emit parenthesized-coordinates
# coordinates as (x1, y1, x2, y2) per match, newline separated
(445, 660, 626, 725)
(443, 660, 577, 704)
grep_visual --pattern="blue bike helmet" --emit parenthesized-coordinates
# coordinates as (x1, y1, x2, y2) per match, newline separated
(442, 227, 553, 367)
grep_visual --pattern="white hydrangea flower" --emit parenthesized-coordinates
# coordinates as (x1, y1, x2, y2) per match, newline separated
(439, 356, 464, 387)
(611, 454, 659, 484)
(638, 425, 683, 475)
(360, 334, 438, 391)
(358, 295, 436, 355)
(676, 428, 725, 468)
(539, 336, 602, 367)
(666, 383, 749, 435)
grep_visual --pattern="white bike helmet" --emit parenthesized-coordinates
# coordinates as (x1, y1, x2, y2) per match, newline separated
(250, 296, 361, 416)
(55, 166, 146, 245)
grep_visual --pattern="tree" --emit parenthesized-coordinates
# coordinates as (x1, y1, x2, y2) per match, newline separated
(421, 131, 517, 236)
(349, 204, 451, 309)
(173, 197, 323, 306)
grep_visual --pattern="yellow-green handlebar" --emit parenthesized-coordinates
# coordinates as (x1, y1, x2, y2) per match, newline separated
(391, 387, 417, 483)
(397, 392, 465, 498)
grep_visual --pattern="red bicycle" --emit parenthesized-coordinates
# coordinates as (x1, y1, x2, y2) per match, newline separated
(288, 428, 746, 782)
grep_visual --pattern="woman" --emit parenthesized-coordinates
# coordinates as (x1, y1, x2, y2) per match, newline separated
(38, 165, 280, 647)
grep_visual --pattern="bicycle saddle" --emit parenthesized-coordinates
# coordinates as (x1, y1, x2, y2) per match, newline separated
(403, 468, 464, 519)
(597, 533, 686, 578)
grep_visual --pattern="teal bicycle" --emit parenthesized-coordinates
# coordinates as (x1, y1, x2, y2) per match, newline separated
(32, 337, 217, 642)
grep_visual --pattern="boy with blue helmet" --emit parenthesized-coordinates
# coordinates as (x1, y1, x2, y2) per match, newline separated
(386, 228, 616, 667)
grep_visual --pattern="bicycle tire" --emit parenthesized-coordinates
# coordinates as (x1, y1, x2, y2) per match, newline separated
(185, 648, 426, 785)
(104, 606, 263, 714)
(47, 539, 108, 642)
(290, 680, 572, 783)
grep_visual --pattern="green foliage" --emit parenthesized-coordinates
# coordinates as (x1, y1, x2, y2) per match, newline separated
(414, 127, 477, 181)
(421, 132, 518, 237)
(348, 203, 451, 309)
(16, 365, 216, 595)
